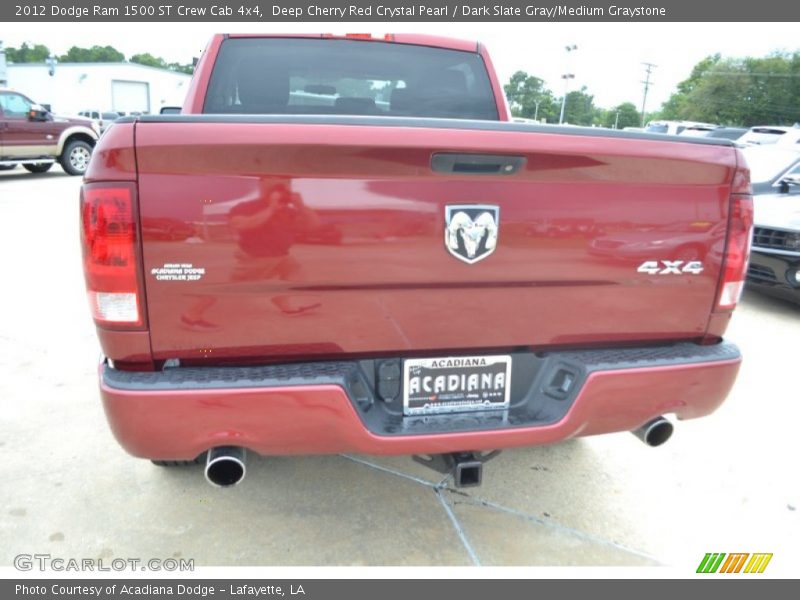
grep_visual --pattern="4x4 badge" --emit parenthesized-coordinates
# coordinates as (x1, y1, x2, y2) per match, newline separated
(637, 260, 704, 275)
(444, 205, 499, 264)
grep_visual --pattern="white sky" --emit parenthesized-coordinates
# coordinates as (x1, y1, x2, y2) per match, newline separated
(2, 22, 798, 110)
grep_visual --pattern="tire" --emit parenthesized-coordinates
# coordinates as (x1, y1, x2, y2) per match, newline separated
(23, 163, 53, 174)
(0, 165, 16, 171)
(59, 139, 93, 176)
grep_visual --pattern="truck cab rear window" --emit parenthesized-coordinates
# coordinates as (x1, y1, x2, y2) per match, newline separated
(203, 38, 499, 121)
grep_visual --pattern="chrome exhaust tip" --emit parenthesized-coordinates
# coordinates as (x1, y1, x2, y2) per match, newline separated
(632, 417, 674, 447)
(204, 446, 246, 487)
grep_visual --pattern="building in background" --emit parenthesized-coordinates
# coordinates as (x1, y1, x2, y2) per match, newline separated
(5, 61, 191, 115)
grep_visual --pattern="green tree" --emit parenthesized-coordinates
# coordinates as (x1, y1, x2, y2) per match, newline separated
(562, 87, 596, 126)
(166, 62, 194, 75)
(131, 53, 193, 74)
(660, 54, 721, 120)
(658, 52, 800, 126)
(130, 52, 167, 69)
(504, 70, 558, 122)
(603, 102, 641, 129)
(6, 39, 193, 74)
(5, 42, 51, 63)
(58, 45, 125, 63)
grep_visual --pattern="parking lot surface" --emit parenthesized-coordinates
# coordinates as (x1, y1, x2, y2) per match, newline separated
(1, 167, 797, 569)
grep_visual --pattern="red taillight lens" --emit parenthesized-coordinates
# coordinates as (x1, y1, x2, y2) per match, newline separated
(80, 182, 142, 327)
(716, 163, 753, 311)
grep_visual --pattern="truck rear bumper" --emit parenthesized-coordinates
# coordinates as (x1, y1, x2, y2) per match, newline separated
(100, 342, 741, 460)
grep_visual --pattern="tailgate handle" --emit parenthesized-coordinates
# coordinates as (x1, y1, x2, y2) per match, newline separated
(431, 153, 526, 175)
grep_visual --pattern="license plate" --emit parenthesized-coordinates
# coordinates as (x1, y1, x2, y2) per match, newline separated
(403, 355, 511, 416)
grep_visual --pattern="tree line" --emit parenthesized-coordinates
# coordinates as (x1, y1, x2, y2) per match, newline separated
(659, 52, 800, 126)
(3, 42, 193, 75)
(504, 70, 641, 128)
(506, 50, 799, 128)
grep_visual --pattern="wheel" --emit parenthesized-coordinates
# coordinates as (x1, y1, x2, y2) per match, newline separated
(23, 163, 53, 174)
(59, 139, 93, 176)
(0, 165, 16, 171)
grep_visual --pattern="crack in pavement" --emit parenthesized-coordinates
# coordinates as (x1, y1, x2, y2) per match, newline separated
(340, 454, 438, 488)
(447, 491, 660, 564)
(341, 455, 480, 565)
(435, 487, 481, 566)
(341, 454, 658, 565)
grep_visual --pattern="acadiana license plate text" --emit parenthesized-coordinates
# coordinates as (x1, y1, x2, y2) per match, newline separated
(403, 355, 511, 416)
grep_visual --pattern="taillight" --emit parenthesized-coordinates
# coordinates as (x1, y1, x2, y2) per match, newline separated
(80, 182, 142, 327)
(717, 160, 753, 311)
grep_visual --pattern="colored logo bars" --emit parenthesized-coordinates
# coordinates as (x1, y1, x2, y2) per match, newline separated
(696, 553, 773, 573)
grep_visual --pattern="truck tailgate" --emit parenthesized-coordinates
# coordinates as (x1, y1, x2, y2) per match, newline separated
(134, 119, 736, 362)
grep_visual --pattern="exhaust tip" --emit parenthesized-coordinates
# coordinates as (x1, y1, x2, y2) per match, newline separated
(204, 447, 246, 487)
(632, 417, 674, 447)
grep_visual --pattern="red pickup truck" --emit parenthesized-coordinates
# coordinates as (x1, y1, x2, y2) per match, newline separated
(1, 88, 98, 175)
(81, 34, 751, 488)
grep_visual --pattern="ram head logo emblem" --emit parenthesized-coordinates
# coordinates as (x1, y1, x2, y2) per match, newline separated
(444, 205, 500, 264)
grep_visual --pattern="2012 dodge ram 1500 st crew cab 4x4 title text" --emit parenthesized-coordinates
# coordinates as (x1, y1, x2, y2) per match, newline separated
(81, 34, 751, 488)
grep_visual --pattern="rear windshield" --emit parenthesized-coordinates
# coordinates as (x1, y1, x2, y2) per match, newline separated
(740, 128, 788, 145)
(708, 128, 747, 141)
(204, 37, 499, 120)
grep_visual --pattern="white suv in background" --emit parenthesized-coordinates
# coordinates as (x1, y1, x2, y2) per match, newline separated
(738, 126, 796, 146)
(644, 120, 718, 136)
(78, 110, 121, 134)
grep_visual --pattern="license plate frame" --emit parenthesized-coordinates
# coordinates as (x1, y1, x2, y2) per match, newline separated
(402, 355, 512, 416)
